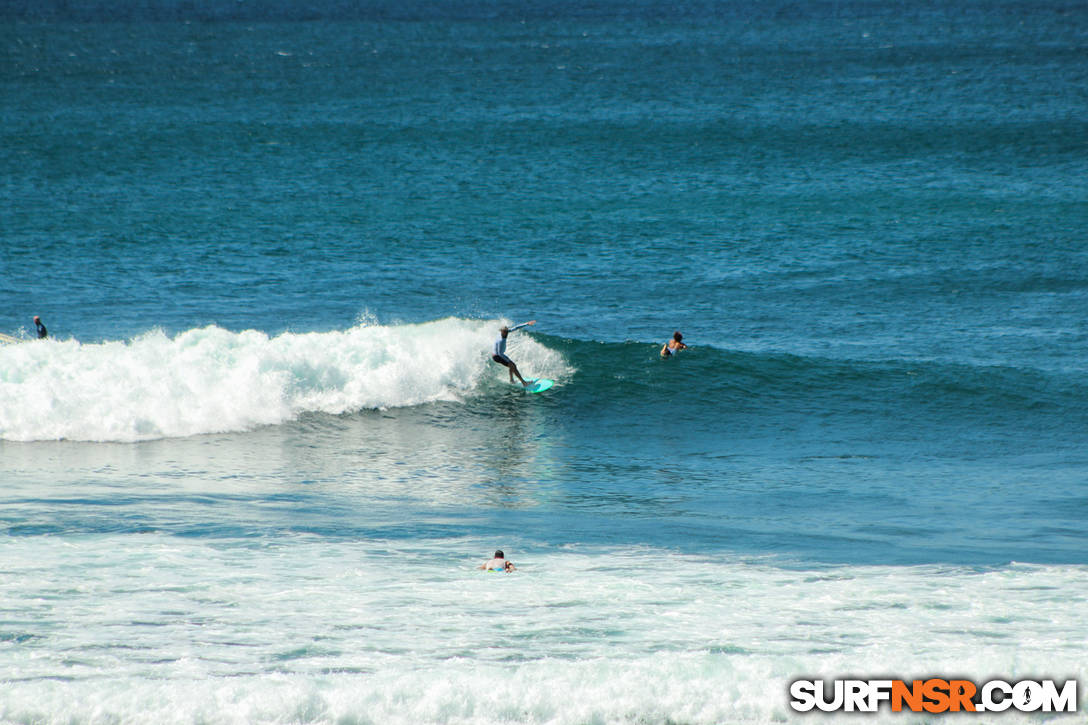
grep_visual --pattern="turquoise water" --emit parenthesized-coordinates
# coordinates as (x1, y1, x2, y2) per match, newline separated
(2, 1, 1087, 722)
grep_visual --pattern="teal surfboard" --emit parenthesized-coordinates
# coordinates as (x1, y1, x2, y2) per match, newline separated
(521, 379, 554, 394)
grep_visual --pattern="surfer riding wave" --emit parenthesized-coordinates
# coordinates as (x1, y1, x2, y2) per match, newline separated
(491, 320, 535, 386)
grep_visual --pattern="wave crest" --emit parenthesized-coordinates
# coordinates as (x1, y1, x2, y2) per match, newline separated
(0, 318, 567, 442)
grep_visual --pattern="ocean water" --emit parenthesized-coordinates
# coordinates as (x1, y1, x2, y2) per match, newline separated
(2, 0, 1087, 723)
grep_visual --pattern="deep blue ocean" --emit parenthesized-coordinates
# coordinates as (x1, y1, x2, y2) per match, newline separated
(2, 1, 1087, 722)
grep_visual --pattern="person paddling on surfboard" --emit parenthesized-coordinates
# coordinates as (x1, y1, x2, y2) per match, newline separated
(491, 320, 535, 386)
(478, 550, 516, 572)
(660, 331, 686, 358)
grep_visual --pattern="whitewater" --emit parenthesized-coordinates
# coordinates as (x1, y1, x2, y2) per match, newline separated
(0, 319, 571, 442)
(1, 534, 1085, 725)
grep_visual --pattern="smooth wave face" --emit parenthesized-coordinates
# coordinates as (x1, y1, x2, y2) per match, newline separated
(0, 319, 571, 442)
(529, 335, 1088, 466)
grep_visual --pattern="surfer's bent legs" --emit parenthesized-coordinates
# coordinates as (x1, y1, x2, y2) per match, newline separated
(491, 354, 527, 385)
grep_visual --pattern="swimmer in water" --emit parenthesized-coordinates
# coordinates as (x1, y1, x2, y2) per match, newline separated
(478, 550, 516, 572)
(660, 331, 686, 357)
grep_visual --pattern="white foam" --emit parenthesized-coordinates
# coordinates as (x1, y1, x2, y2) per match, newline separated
(0, 319, 569, 442)
(0, 539, 1084, 724)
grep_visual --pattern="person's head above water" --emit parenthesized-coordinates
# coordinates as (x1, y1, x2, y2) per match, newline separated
(494, 550, 504, 558)
(673, 331, 683, 342)
(500, 326, 509, 337)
